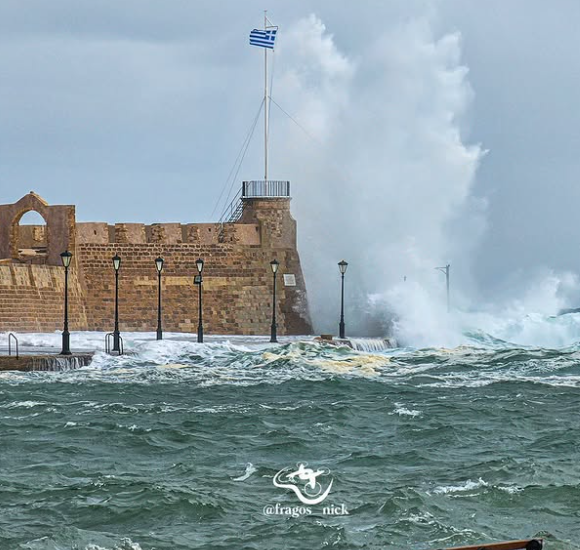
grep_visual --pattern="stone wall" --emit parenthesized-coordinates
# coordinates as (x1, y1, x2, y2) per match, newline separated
(16, 225, 47, 251)
(0, 192, 75, 265)
(0, 262, 88, 332)
(0, 193, 312, 336)
(76, 243, 309, 334)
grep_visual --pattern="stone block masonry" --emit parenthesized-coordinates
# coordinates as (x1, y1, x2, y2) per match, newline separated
(0, 193, 312, 335)
(0, 263, 87, 332)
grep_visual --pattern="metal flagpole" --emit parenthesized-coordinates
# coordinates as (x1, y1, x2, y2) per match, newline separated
(264, 10, 268, 180)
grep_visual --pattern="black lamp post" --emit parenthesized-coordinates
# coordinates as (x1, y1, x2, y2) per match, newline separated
(270, 259, 280, 343)
(338, 260, 348, 339)
(195, 258, 204, 343)
(112, 254, 121, 352)
(155, 257, 164, 340)
(60, 250, 72, 355)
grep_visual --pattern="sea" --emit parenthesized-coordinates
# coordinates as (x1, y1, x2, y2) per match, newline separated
(0, 318, 579, 550)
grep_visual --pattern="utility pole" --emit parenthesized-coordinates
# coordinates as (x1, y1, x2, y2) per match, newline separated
(435, 264, 450, 313)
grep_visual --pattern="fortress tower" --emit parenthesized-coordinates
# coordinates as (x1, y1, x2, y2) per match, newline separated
(0, 187, 312, 335)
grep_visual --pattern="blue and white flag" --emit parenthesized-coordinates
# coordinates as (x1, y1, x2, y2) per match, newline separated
(249, 28, 278, 49)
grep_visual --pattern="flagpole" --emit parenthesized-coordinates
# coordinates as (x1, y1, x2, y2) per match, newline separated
(264, 10, 268, 181)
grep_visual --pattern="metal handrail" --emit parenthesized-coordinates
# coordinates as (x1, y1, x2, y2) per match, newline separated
(219, 188, 243, 223)
(8, 333, 19, 359)
(105, 333, 123, 355)
(105, 333, 112, 353)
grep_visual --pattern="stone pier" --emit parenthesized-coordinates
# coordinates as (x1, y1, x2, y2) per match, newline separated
(0, 353, 94, 372)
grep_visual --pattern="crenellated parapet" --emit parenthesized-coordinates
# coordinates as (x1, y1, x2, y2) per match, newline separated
(76, 222, 261, 246)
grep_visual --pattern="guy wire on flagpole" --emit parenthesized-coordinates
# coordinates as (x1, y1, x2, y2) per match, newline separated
(211, 98, 265, 220)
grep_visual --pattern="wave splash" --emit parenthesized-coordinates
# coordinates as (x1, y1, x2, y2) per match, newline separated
(1, 329, 580, 392)
(378, 271, 580, 349)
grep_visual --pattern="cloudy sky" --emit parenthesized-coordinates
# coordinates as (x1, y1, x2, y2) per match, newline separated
(2, 1, 580, 329)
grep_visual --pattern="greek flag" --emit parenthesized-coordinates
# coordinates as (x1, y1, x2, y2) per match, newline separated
(249, 28, 277, 49)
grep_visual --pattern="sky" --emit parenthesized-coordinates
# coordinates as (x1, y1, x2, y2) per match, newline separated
(2, 1, 580, 333)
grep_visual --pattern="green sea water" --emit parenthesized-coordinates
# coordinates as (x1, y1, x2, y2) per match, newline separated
(0, 336, 579, 550)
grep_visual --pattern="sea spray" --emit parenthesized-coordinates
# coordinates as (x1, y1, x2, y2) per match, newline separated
(274, 15, 484, 334)
(383, 273, 580, 348)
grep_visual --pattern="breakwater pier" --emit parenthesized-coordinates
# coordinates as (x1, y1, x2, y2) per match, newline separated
(0, 353, 93, 372)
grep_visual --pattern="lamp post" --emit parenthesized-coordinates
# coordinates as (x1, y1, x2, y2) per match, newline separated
(60, 250, 72, 355)
(338, 260, 348, 339)
(112, 254, 121, 352)
(270, 259, 279, 343)
(155, 257, 164, 340)
(435, 263, 451, 313)
(195, 258, 204, 343)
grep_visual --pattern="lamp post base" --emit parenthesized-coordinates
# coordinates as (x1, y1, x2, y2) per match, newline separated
(339, 322, 345, 340)
(156, 329, 163, 341)
(270, 324, 277, 343)
(60, 331, 72, 355)
(112, 331, 121, 352)
(197, 326, 204, 343)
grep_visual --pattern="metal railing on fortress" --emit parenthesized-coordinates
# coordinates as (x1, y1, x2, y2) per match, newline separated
(242, 180, 290, 198)
(219, 180, 291, 223)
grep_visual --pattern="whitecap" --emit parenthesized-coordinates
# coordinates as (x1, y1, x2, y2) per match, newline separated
(0, 400, 47, 409)
(233, 462, 256, 482)
(85, 539, 144, 550)
(497, 484, 524, 494)
(393, 403, 422, 417)
(433, 478, 488, 494)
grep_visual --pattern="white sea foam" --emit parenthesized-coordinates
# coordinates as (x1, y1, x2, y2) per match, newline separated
(349, 338, 392, 352)
(85, 539, 144, 550)
(405, 512, 435, 525)
(433, 478, 488, 494)
(232, 463, 256, 482)
(497, 485, 523, 494)
(0, 400, 47, 409)
(1, 329, 579, 390)
(0, 331, 305, 356)
(393, 404, 422, 417)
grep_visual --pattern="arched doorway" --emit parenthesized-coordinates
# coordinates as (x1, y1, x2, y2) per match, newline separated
(13, 210, 48, 261)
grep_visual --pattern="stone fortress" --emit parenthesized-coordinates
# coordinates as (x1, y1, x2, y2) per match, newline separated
(0, 185, 312, 336)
